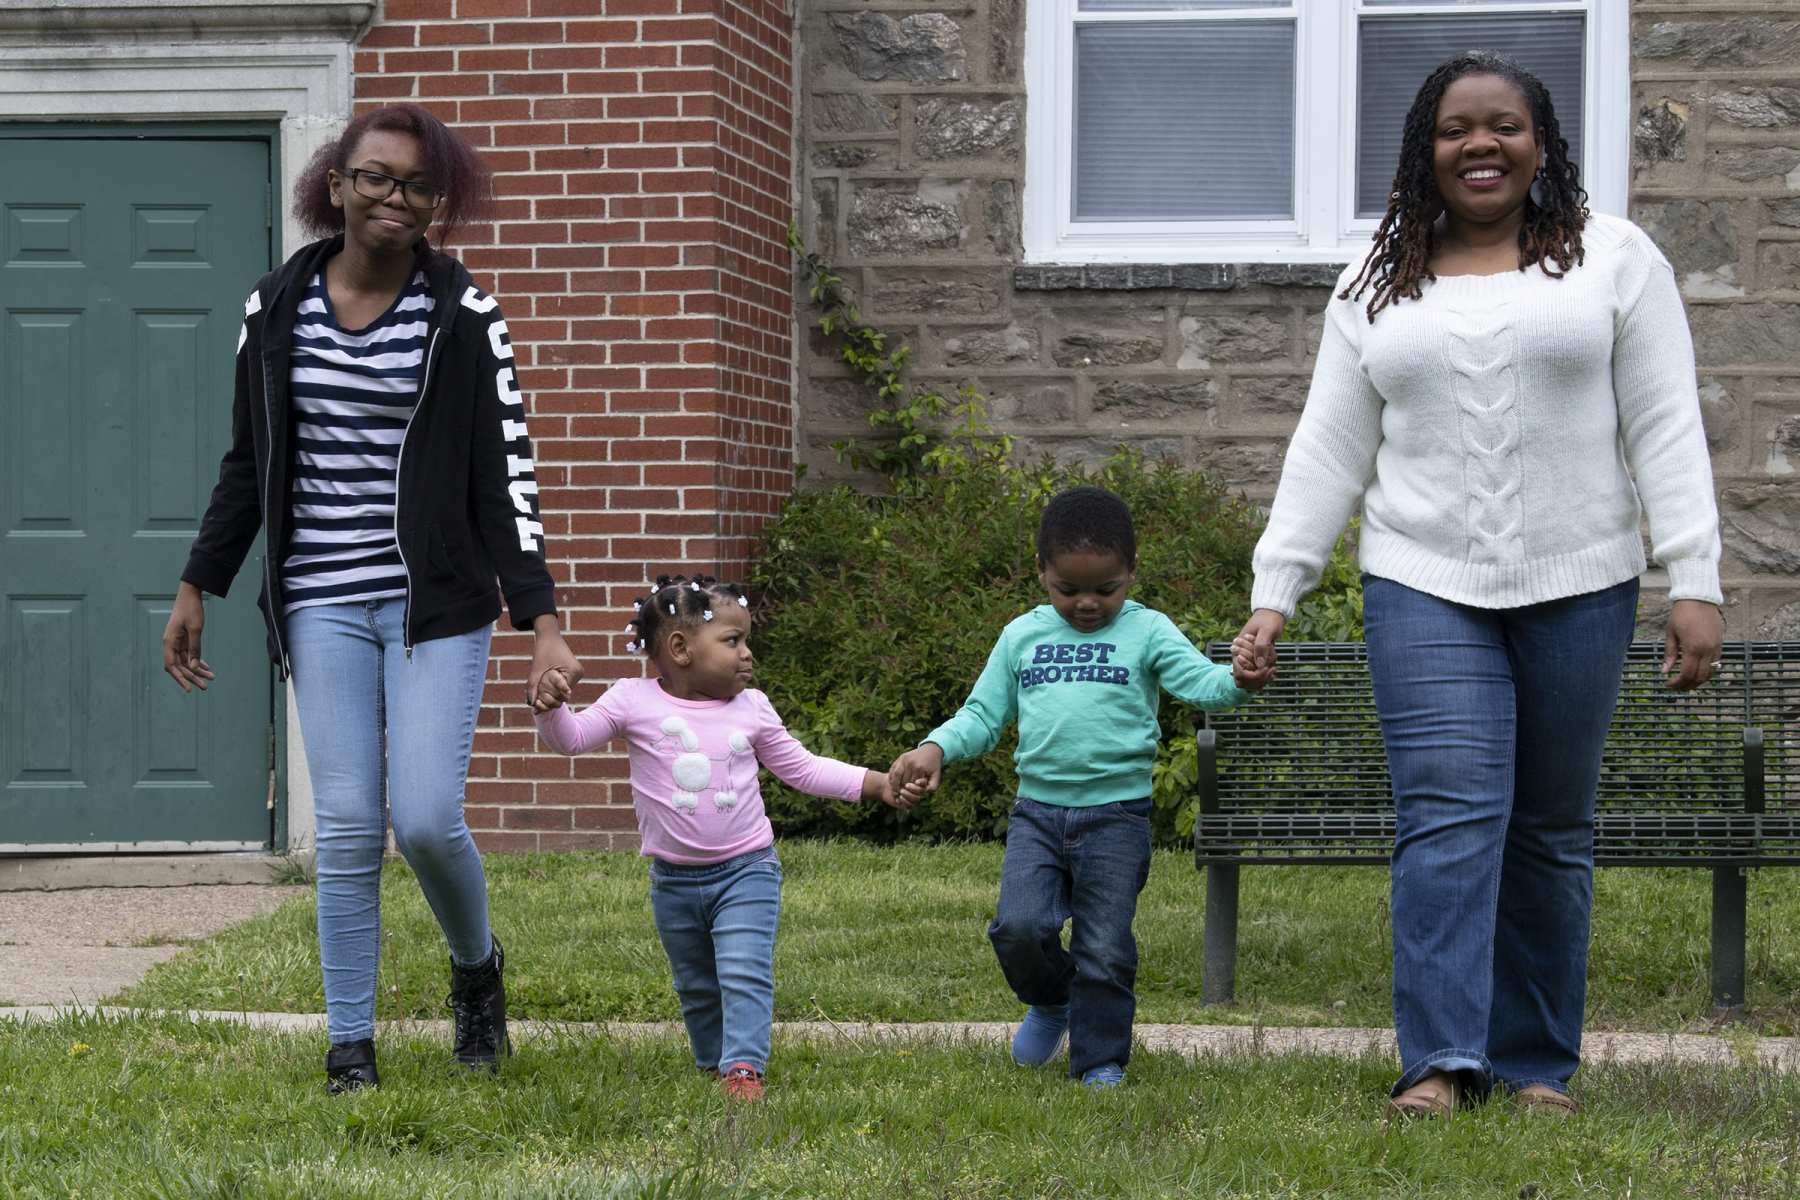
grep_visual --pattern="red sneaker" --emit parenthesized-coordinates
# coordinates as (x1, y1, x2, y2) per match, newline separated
(720, 1062, 764, 1101)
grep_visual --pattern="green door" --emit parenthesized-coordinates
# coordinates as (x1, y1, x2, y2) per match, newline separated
(0, 135, 274, 849)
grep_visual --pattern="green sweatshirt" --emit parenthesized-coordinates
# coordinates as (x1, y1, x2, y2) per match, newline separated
(924, 600, 1251, 807)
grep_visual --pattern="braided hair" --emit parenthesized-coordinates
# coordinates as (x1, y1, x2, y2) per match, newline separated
(622, 573, 749, 659)
(1343, 50, 1589, 321)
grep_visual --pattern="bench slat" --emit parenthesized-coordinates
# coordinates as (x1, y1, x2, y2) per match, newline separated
(1195, 811, 1800, 866)
(1194, 640, 1800, 867)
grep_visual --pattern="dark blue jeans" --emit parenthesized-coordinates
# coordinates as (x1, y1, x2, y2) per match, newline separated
(1364, 575, 1637, 1098)
(649, 847, 782, 1075)
(988, 796, 1153, 1078)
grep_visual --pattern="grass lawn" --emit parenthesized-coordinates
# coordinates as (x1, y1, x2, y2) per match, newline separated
(115, 841, 1800, 1036)
(6, 1011, 1800, 1199)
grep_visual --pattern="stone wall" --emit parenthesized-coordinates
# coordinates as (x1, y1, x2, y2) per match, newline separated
(1630, 5, 1800, 637)
(796, 2, 1800, 638)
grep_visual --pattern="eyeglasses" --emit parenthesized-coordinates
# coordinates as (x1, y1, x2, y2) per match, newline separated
(340, 168, 445, 211)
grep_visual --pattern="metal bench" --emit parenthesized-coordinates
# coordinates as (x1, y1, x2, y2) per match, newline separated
(1193, 640, 1800, 1013)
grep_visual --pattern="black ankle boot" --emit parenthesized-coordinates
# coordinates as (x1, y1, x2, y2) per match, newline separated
(448, 934, 509, 1070)
(325, 1038, 378, 1094)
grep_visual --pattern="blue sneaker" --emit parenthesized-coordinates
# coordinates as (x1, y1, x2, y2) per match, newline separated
(1010, 1004, 1070, 1067)
(1081, 1063, 1126, 1089)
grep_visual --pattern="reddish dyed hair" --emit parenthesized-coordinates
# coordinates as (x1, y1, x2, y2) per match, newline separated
(292, 103, 492, 248)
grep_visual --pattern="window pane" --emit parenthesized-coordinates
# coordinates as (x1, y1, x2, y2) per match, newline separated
(1074, 20, 1296, 220)
(1080, 1, 1286, 10)
(1356, 14, 1585, 218)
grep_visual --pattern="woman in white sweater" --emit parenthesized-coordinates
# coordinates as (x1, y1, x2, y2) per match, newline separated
(1236, 52, 1724, 1118)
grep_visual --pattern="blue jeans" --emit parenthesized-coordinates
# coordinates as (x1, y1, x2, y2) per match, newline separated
(287, 598, 494, 1042)
(1363, 575, 1637, 1097)
(988, 796, 1153, 1078)
(650, 847, 783, 1075)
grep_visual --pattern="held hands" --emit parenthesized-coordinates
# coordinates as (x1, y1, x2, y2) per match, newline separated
(1230, 608, 1286, 692)
(1662, 599, 1726, 692)
(161, 582, 216, 694)
(887, 743, 944, 808)
(863, 768, 914, 810)
(532, 666, 574, 713)
(527, 616, 583, 713)
(1229, 633, 1275, 691)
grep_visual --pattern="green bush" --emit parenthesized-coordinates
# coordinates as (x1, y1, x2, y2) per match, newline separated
(750, 411, 1361, 846)
(754, 231, 1361, 845)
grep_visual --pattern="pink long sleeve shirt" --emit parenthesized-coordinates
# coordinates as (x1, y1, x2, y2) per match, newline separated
(533, 676, 869, 865)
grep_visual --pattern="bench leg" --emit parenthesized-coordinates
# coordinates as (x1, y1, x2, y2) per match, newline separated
(1711, 866, 1747, 1016)
(1203, 863, 1240, 1006)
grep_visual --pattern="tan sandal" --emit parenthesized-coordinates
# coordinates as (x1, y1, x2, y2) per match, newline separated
(1514, 1084, 1578, 1116)
(1384, 1071, 1458, 1121)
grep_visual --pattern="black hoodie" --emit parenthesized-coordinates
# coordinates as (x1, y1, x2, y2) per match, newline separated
(181, 236, 556, 677)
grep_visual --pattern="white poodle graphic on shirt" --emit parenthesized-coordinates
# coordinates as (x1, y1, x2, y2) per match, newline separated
(654, 717, 754, 815)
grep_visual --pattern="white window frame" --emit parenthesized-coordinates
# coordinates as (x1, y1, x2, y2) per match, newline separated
(1023, 0, 1629, 264)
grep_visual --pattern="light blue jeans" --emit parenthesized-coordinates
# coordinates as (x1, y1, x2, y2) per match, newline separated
(649, 847, 782, 1075)
(1364, 575, 1637, 1098)
(287, 598, 494, 1042)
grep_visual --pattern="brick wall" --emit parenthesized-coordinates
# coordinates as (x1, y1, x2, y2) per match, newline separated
(352, 0, 797, 850)
(797, 3, 1800, 645)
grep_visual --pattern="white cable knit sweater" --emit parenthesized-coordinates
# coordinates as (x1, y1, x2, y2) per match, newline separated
(1251, 213, 1723, 617)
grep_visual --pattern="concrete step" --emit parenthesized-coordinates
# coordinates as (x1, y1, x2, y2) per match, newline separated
(0, 853, 302, 891)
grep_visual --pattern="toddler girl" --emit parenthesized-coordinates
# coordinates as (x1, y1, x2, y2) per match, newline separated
(532, 573, 902, 1099)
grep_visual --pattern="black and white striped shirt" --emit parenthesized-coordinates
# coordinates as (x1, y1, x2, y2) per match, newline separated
(282, 271, 433, 613)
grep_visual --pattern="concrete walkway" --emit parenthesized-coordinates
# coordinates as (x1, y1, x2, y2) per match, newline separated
(2, 882, 1792, 1074)
(2, 1006, 1795, 1073)
(0, 885, 302, 1006)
